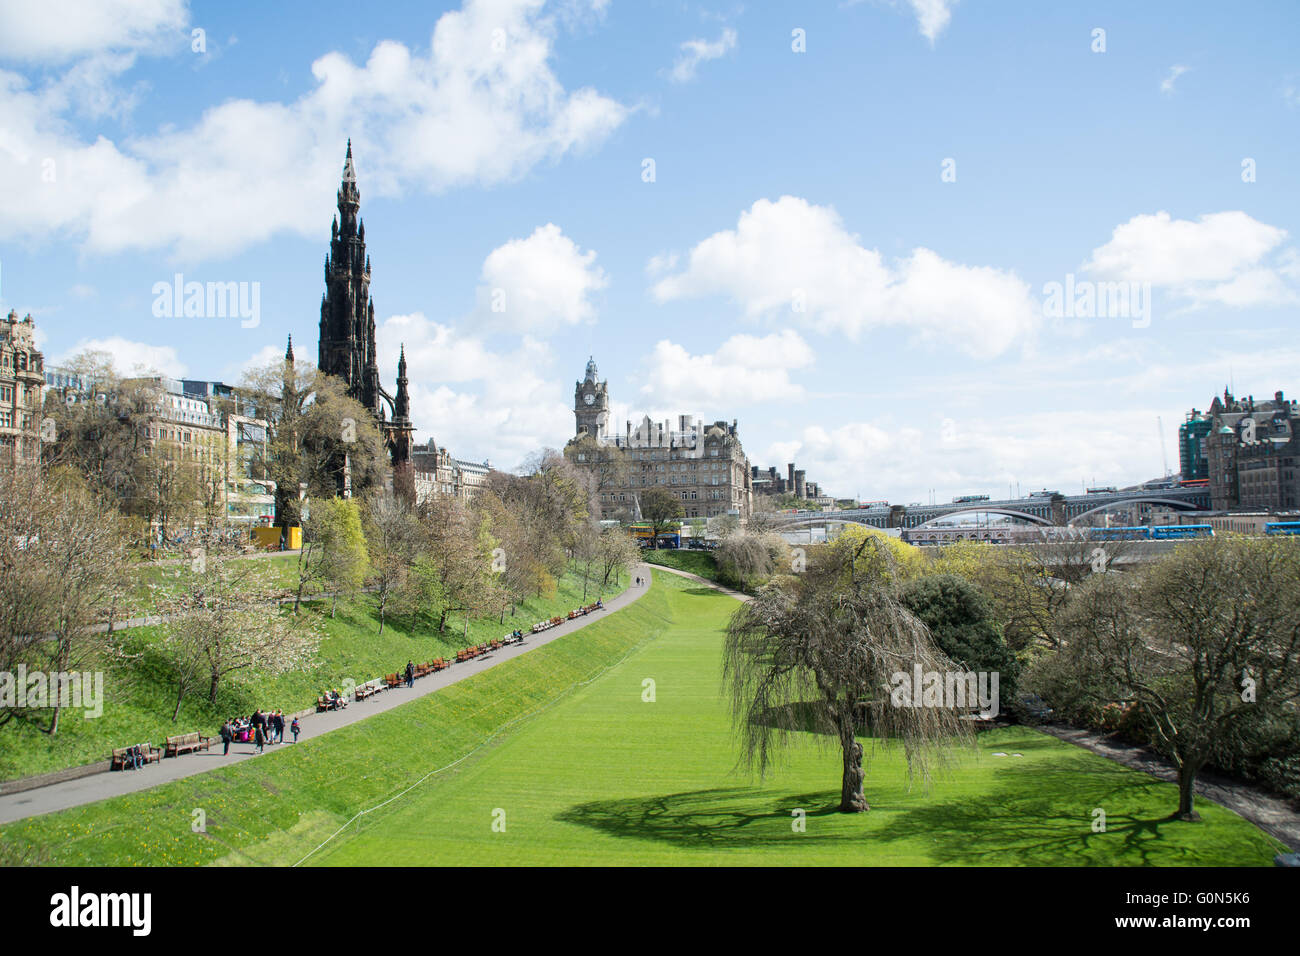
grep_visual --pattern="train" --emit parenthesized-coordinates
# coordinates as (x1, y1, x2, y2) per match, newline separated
(1092, 525, 1215, 541)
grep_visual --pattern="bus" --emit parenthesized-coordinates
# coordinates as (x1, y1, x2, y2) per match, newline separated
(1264, 521, 1300, 536)
(629, 524, 681, 548)
(1151, 524, 1214, 540)
(1179, 478, 1210, 489)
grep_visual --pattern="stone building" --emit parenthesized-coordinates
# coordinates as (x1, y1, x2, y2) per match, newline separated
(410, 438, 492, 503)
(0, 310, 44, 468)
(750, 461, 822, 500)
(1205, 388, 1300, 512)
(567, 356, 752, 521)
(43, 366, 276, 528)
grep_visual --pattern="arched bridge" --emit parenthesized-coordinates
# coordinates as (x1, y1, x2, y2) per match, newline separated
(766, 486, 1211, 531)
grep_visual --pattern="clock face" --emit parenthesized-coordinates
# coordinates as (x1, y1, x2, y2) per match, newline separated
(584, 392, 595, 405)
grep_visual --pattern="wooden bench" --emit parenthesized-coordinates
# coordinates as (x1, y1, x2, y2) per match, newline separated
(164, 732, 213, 757)
(355, 683, 374, 701)
(111, 743, 161, 770)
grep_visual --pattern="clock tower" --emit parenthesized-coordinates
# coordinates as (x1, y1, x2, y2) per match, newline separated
(574, 356, 609, 440)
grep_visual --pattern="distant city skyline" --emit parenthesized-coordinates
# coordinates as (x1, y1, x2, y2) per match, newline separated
(1, 0, 1297, 503)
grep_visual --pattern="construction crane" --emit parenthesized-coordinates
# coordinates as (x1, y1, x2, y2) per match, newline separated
(1158, 416, 1171, 478)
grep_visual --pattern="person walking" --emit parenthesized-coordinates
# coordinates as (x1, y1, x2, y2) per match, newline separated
(273, 710, 285, 744)
(219, 719, 234, 756)
(405, 660, 415, 689)
(290, 717, 301, 743)
(254, 722, 265, 753)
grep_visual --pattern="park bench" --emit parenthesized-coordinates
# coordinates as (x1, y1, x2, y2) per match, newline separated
(164, 732, 213, 757)
(111, 743, 161, 770)
(355, 683, 374, 701)
(384, 673, 401, 688)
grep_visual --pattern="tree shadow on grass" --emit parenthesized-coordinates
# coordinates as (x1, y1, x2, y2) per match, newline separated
(557, 787, 845, 849)
(555, 754, 1225, 864)
(869, 754, 1205, 866)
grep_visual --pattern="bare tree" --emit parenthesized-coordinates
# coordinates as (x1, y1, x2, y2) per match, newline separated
(638, 486, 683, 548)
(724, 533, 970, 812)
(597, 526, 640, 592)
(1055, 536, 1300, 820)
(362, 492, 419, 635)
(715, 531, 789, 590)
(0, 468, 131, 734)
(156, 554, 320, 714)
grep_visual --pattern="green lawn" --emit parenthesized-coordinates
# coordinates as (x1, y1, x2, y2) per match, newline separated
(0, 566, 628, 782)
(0, 571, 1283, 867)
(640, 548, 719, 581)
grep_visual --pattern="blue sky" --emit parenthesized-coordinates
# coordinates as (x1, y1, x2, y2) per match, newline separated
(1, 0, 1297, 501)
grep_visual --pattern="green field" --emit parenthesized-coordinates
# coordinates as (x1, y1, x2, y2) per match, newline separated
(1, 571, 1283, 867)
(0, 566, 627, 781)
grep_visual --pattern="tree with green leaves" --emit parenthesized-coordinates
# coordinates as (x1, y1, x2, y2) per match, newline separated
(900, 574, 1019, 711)
(241, 357, 389, 529)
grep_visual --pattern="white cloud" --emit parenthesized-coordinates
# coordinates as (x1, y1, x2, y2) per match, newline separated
(1084, 210, 1297, 307)
(668, 27, 737, 84)
(639, 329, 815, 409)
(908, 0, 957, 44)
(56, 335, 187, 377)
(1160, 64, 1190, 95)
(234, 343, 289, 379)
(0, 0, 188, 62)
(778, 409, 1167, 503)
(0, 0, 628, 259)
(651, 195, 1038, 357)
(375, 312, 571, 468)
(476, 223, 607, 332)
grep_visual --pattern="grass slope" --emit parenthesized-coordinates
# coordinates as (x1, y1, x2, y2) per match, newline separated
(640, 548, 719, 580)
(0, 573, 669, 866)
(1, 568, 627, 781)
(0, 572, 1283, 866)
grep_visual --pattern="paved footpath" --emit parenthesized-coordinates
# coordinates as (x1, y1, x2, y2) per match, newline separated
(0, 566, 653, 826)
(1042, 725, 1300, 852)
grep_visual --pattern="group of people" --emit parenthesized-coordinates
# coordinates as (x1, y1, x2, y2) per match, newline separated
(321, 688, 348, 710)
(219, 709, 299, 754)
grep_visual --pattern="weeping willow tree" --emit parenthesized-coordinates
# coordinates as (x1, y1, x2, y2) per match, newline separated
(723, 531, 972, 812)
